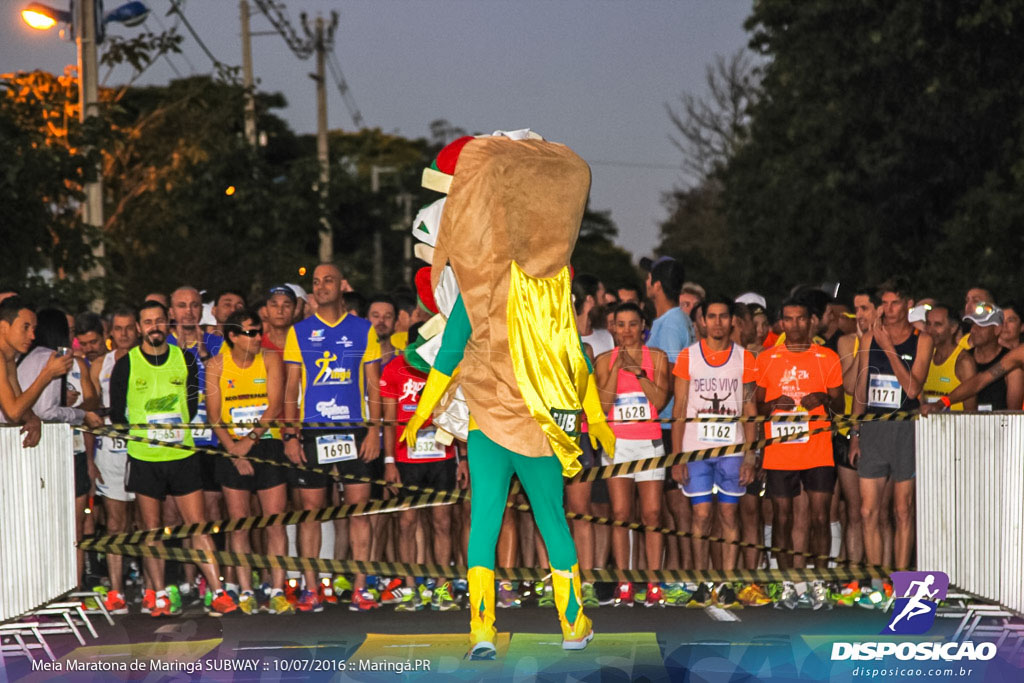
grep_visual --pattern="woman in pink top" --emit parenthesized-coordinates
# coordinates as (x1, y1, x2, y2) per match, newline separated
(594, 302, 671, 607)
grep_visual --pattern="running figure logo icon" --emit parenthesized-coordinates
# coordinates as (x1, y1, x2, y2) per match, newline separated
(884, 571, 949, 635)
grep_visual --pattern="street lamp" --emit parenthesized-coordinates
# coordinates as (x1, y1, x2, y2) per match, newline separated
(21, 1, 149, 308)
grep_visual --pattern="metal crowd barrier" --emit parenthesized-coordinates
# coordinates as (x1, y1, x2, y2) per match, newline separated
(917, 413, 1024, 616)
(0, 424, 76, 622)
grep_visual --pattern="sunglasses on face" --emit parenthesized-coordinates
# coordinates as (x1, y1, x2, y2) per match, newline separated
(236, 328, 263, 337)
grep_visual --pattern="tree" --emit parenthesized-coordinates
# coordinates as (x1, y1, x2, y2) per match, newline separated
(720, 0, 1024, 301)
(571, 204, 640, 291)
(657, 49, 760, 296)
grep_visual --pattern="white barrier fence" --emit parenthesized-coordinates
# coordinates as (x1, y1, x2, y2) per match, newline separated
(0, 424, 76, 622)
(917, 413, 1024, 616)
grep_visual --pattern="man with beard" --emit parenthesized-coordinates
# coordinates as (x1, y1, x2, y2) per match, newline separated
(109, 300, 236, 617)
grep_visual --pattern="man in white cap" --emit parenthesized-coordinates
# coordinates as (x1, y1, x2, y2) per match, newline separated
(285, 283, 312, 322)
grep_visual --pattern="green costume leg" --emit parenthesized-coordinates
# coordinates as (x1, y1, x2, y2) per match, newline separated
(466, 431, 515, 569)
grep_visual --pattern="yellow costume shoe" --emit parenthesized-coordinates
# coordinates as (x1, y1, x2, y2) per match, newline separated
(552, 564, 594, 651)
(468, 567, 497, 660)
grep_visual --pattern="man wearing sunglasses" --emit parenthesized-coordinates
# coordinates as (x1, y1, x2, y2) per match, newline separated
(206, 309, 291, 615)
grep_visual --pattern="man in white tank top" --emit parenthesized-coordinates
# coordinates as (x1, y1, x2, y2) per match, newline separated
(671, 298, 757, 608)
(88, 306, 139, 614)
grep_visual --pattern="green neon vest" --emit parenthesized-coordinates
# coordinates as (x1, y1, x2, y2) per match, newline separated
(127, 345, 194, 462)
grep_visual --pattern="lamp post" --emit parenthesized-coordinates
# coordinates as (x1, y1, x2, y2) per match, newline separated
(21, 1, 149, 307)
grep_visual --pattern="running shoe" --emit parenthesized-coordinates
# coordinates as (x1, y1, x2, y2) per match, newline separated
(203, 586, 213, 612)
(418, 583, 433, 604)
(857, 589, 886, 610)
(452, 578, 468, 594)
(395, 592, 424, 612)
(349, 589, 379, 612)
(537, 581, 555, 608)
(714, 583, 742, 609)
(596, 582, 617, 606)
(613, 581, 634, 607)
(379, 578, 405, 604)
(178, 581, 196, 606)
(237, 591, 257, 615)
(285, 579, 301, 607)
(737, 583, 772, 607)
(320, 577, 339, 606)
(167, 585, 182, 615)
(141, 589, 156, 614)
(807, 581, 831, 610)
(296, 589, 323, 613)
(836, 581, 861, 607)
(634, 585, 648, 603)
(662, 583, 693, 606)
(102, 589, 129, 615)
(774, 582, 799, 610)
(581, 582, 600, 608)
(268, 592, 294, 615)
(150, 593, 172, 618)
(764, 583, 783, 603)
(645, 583, 666, 607)
(210, 590, 239, 616)
(686, 583, 714, 608)
(497, 581, 521, 608)
(333, 575, 353, 601)
(431, 582, 460, 611)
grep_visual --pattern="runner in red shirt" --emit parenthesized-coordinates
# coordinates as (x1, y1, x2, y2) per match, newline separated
(381, 324, 467, 612)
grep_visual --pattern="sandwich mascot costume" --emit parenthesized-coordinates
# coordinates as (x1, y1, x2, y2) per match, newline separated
(402, 130, 616, 660)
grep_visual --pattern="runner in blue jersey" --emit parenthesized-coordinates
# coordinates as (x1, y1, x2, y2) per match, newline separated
(283, 263, 382, 612)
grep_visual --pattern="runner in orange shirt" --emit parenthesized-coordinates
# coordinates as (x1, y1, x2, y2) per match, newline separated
(755, 298, 843, 610)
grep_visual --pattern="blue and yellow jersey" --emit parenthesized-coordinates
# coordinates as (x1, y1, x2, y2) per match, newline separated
(284, 312, 381, 426)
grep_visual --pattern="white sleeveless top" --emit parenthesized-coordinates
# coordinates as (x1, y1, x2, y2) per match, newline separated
(682, 341, 746, 453)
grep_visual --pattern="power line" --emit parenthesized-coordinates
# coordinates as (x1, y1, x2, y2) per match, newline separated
(326, 48, 363, 129)
(252, 0, 314, 59)
(167, 0, 231, 77)
(149, 7, 194, 74)
(588, 159, 681, 171)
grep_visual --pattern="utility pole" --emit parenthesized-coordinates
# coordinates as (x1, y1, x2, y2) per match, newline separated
(240, 0, 257, 146)
(314, 16, 332, 264)
(397, 193, 414, 284)
(78, 0, 105, 308)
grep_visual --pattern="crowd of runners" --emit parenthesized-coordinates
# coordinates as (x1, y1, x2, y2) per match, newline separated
(0, 258, 1021, 618)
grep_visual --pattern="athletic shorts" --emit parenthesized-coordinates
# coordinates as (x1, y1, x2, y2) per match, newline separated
(682, 455, 744, 504)
(833, 433, 854, 470)
(199, 452, 220, 492)
(396, 458, 457, 493)
(610, 438, 665, 482)
(295, 428, 369, 490)
(857, 421, 915, 482)
(126, 454, 203, 500)
(765, 466, 836, 499)
(94, 437, 134, 502)
(74, 451, 90, 498)
(216, 439, 289, 492)
(662, 428, 677, 493)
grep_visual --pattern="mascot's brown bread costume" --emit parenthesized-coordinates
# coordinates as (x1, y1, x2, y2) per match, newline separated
(403, 131, 616, 659)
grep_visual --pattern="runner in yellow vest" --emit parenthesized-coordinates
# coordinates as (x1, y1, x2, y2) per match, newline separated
(922, 303, 977, 411)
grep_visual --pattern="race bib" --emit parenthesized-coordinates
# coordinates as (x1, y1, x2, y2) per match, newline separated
(696, 413, 737, 444)
(769, 412, 809, 444)
(192, 406, 212, 441)
(868, 374, 901, 409)
(148, 413, 184, 444)
(978, 404, 993, 412)
(229, 404, 268, 437)
(316, 433, 357, 463)
(103, 435, 127, 453)
(614, 392, 652, 422)
(409, 429, 445, 460)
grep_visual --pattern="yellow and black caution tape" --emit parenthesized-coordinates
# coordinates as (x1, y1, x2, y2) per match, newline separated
(92, 490, 465, 545)
(103, 410, 919, 432)
(77, 539, 890, 584)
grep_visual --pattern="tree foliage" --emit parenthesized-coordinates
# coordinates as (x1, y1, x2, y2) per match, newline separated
(720, 0, 1024, 301)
